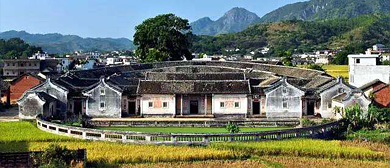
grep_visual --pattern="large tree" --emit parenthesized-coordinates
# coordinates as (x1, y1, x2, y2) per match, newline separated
(133, 14, 193, 62)
(0, 38, 42, 59)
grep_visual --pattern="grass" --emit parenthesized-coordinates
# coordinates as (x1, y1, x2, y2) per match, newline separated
(347, 129, 390, 144)
(0, 121, 236, 166)
(95, 126, 289, 133)
(1, 121, 389, 167)
(0, 121, 74, 142)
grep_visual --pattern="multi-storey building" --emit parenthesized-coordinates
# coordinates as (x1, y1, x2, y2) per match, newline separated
(2, 59, 40, 77)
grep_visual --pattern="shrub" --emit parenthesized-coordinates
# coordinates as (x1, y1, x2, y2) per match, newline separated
(302, 119, 317, 127)
(343, 104, 390, 130)
(226, 122, 240, 133)
(31, 144, 80, 168)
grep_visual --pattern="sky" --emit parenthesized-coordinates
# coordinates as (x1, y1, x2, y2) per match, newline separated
(0, 0, 306, 39)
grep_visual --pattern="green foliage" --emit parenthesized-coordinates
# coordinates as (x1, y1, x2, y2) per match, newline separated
(259, 0, 390, 23)
(343, 104, 390, 129)
(333, 43, 366, 65)
(31, 144, 79, 168)
(226, 122, 240, 133)
(302, 119, 317, 127)
(343, 104, 368, 129)
(347, 129, 390, 144)
(192, 14, 390, 58)
(382, 60, 390, 65)
(0, 38, 42, 59)
(134, 14, 193, 62)
(307, 64, 325, 71)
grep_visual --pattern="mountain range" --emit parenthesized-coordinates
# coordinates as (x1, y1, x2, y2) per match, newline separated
(190, 7, 260, 35)
(191, 0, 390, 35)
(192, 14, 390, 58)
(0, 30, 135, 54)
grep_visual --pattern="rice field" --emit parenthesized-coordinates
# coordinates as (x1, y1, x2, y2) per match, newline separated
(124, 157, 390, 168)
(298, 64, 349, 80)
(1, 121, 389, 167)
(211, 139, 387, 161)
(322, 65, 349, 80)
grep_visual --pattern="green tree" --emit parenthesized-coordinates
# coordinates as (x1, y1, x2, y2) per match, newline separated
(307, 64, 325, 71)
(382, 60, 390, 65)
(134, 14, 193, 62)
(0, 38, 42, 59)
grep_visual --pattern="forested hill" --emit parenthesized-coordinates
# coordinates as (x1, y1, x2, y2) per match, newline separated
(192, 14, 390, 58)
(259, 0, 390, 23)
(0, 30, 135, 54)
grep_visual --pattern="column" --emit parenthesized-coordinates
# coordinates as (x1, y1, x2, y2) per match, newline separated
(180, 95, 183, 116)
(204, 94, 207, 116)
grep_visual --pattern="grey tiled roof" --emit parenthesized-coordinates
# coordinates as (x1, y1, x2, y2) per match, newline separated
(137, 80, 251, 94)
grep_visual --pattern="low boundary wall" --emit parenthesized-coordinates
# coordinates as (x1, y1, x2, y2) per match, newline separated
(87, 118, 300, 127)
(36, 117, 345, 145)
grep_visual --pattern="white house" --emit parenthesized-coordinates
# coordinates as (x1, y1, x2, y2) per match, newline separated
(348, 54, 390, 87)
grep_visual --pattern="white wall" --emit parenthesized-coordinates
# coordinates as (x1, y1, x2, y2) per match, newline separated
(212, 94, 248, 115)
(349, 65, 390, 87)
(140, 94, 175, 115)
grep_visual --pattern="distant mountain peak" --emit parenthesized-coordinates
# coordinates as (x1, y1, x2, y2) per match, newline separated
(191, 7, 260, 35)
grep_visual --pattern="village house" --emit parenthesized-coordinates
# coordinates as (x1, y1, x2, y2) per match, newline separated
(360, 79, 390, 108)
(315, 55, 333, 64)
(348, 54, 389, 87)
(5, 74, 44, 105)
(332, 90, 371, 119)
(2, 59, 40, 77)
(17, 61, 370, 120)
(316, 77, 356, 118)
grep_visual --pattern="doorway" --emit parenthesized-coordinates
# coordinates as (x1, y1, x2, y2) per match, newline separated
(253, 102, 260, 115)
(74, 101, 82, 115)
(307, 101, 315, 115)
(190, 100, 198, 114)
(128, 101, 136, 115)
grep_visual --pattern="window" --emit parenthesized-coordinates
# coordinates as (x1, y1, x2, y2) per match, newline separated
(328, 102, 332, 109)
(356, 59, 360, 64)
(148, 102, 153, 108)
(282, 98, 288, 109)
(282, 87, 288, 95)
(100, 101, 106, 109)
(163, 102, 168, 108)
(100, 89, 105, 95)
(234, 102, 240, 108)
(220, 102, 225, 108)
